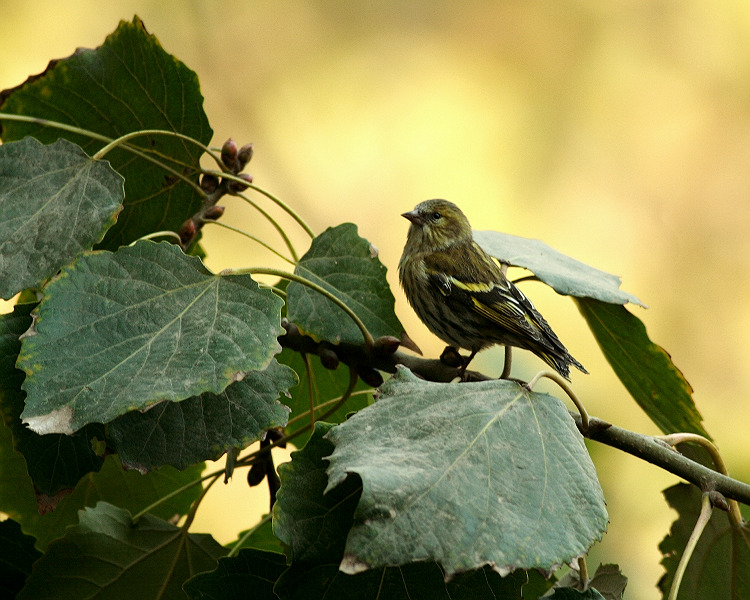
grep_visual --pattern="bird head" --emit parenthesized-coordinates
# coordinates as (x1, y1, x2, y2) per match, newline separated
(402, 199, 473, 252)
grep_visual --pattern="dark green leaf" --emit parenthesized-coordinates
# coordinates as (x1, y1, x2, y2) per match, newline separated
(546, 589, 606, 599)
(276, 347, 373, 449)
(274, 422, 362, 563)
(576, 298, 707, 436)
(658, 483, 750, 599)
(553, 563, 626, 600)
(276, 562, 527, 600)
(184, 548, 287, 600)
(0, 519, 41, 598)
(18, 241, 283, 434)
(287, 223, 411, 347)
(474, 230, 644, 306)
(0, 16, 212, 249)
(108, 359, 296, 471)
(325, 368, 607, 578)
(0, 137, 124, 299)
(229, 516, 285, 555)
(18, 502, 227, 600)
(0, 303, 105, 500)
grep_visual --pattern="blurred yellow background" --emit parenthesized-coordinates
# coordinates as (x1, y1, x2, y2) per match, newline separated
(3, 2, 750, 597)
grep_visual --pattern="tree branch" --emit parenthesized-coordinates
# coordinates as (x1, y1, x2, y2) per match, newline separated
(279, 323, 750, 509)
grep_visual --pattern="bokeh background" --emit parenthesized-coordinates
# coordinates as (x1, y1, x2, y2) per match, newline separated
(3, 2, 750, 597)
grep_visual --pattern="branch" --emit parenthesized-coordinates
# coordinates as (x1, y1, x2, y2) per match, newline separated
(279, 322, 750, 508)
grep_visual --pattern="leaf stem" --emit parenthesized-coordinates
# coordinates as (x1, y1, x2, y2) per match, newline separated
(227, 267, 375, 350)
(130, 469, 221, 523)
(668, 492, 712, 600)
(526, 370, 589, 433)
(658, 433, 744, 526)
(227, 513, 272, 557)
(205, 220, 296, 265)
(181, 472, 222, 531)
(92, 128, 221, 167)
(247, 182, 315, 239)
(129, 230, 183, 245)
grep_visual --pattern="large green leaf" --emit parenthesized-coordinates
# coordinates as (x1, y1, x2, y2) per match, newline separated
(108, 359, 296, 471)
(473, 230, 644, 306)
(183, 548, 287, 600)
(658, 483, 750, 600)
(276, 347, 373, 449)
(576, 298, 707, 437)
(18, 241, 284, 434)
(0, 16, 212, 249)
(274, 423, 529, 599)
(0, 303, 105, 500)
(325, 368, 607, 578)
(18, 502, 227, 600)
(0, 519, 41, 598)
(287, 223, 409, 347)
(0, 137, 124, 299)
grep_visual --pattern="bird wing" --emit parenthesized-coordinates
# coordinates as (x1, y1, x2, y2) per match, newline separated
(423, 242, 561, 351)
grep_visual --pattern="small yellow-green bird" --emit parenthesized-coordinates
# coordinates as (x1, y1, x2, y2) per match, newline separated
(398, 199, 586, 379)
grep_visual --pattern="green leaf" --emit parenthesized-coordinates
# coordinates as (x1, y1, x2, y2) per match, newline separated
(276, 562, 528, 600)
(0, 519, 41, 598)
(576, 298, 707, 436)
(276, 347, 373, 449)
(18, 502, 227, 600)
(287, 223, 411, 347)
(325, 368, 607, 578)
(229, 517, 285, 555)
(183, 548, 287, 600)
(0, 137, 124, 299)
(0, 16, 212, 249)
(473, 230, 644, 306)
(18, 241, 284, 434)
(20, 455, 204, 551)
(658, 483, 750, 600)
(546, 589, 606, 599)
(553, 563, 626, 600)
(0, 303, 105, 500)
(274, 422, 362, 563)
(108, 359, 295, 471)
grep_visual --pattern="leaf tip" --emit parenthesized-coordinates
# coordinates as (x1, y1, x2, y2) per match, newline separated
(339, 553, 370, 575)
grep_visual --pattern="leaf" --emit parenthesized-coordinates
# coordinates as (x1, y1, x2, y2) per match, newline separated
(18, 241, 284, 435)
(108, 359, 296, 471)
(274, 422, 362, 563)
(276, 347, 373, 449)
(473, 230, 644, 306)
(0, 16, 212, 249)
(576, 298, 707, 437)
(0, 303, 105, 501)
(325, 368, 608, 578)
(276, 562, 528, 600)
(18, 502, 227, 600)
(658, 483, 750, 599)
(0, 519, 41, 598)
(546, 589, 606, 599)
(287, 223, 414, 348)
(183, 548, 287, 600)
(0, 137, 124, 299)
(229, 517, 285, 556)
(553, 563, 627, 600)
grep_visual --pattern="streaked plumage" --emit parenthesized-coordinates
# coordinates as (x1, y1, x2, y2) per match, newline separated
(398, 199, 586, 379)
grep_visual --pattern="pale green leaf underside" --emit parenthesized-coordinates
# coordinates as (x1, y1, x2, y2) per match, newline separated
(18, 241, 283, 434)
(325, 368, 608, 578)
(474, 230, 644, 307)
(0, 137, 123, 299)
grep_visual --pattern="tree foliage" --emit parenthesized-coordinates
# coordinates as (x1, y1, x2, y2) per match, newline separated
(0, 16, 748, 599)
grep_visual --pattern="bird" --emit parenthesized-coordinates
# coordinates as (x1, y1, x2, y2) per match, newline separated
(398, 199, 587, 380)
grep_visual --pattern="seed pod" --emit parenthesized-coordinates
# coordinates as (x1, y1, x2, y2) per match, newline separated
(179, 218, 198, 246)
(247, 461, 266, 487)
(356, 366, 383, 387)
(221, 138, 238, 170)
(238, 143, 254, 168)
(200, 173, 220, 194)
(318, 347, 339, 370)
(203, 205, 225, 221)
(373, 335, 400, 356)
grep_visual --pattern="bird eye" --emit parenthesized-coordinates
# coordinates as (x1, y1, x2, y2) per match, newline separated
(431, 211, 442, 220)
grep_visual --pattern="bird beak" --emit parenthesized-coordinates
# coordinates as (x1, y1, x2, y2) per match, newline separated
(402, 210, 423, 225)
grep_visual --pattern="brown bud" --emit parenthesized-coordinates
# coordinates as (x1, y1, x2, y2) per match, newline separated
(179, 219, 198, 246)
(221, 138, 238, 170)
(203, 205, 225, 221)
(439, 346, 464, 369)
(356, 366, 383, 387)
(318, 347, 339, 370)
(373, 335, 401, 356)
(228, 172, 253, 193)
(200, 174, 220, 194)
(238, 143, 254, 168)
(247, 461, 266, 487)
